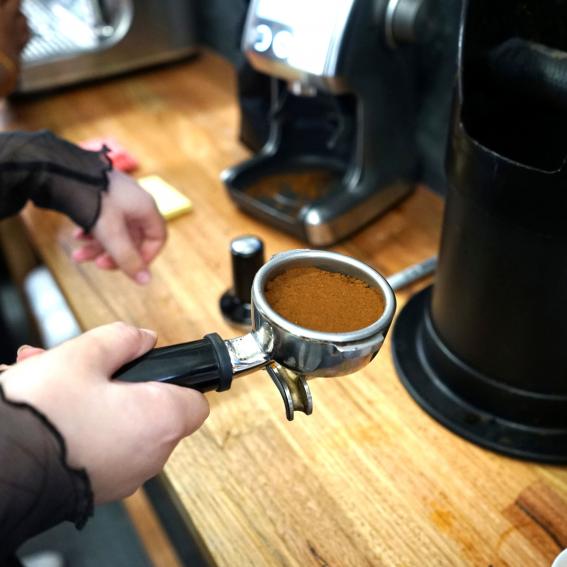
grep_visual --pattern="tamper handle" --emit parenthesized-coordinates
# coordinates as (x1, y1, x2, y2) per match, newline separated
(114, 333, 233, 392)
(232, 235, 264, 303)
(220, 235, 264, 327)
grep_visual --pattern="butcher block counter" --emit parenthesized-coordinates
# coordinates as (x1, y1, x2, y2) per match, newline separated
(2, 51, 566, 567)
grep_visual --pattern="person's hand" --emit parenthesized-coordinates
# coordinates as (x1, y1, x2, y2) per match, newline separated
(0, 344, 45, 371)
(0, 322, 209, 504)
(16, 344, 45, 361)
(72, 170, 167, 285)
(0, 0, 30, 97)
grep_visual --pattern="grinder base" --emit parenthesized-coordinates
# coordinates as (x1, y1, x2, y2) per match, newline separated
(392, 287, 567, 464)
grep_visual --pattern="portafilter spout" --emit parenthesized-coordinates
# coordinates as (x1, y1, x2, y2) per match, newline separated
(115, 250, 396, 420)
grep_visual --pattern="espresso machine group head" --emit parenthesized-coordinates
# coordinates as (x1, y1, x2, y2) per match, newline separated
(223, 0, 430, 246)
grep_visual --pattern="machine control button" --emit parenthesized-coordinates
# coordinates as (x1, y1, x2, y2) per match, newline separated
(272, 30, 293, 60)
(253, 24, 273, 52)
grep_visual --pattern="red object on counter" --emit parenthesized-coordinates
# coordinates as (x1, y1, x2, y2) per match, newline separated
(79, 136, 139, 173)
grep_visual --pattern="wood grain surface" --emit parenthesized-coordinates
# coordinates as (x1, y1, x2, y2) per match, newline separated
(3, 51, 566, 567)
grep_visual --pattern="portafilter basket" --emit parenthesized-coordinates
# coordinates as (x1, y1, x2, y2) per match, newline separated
(116, 250, 396, 419)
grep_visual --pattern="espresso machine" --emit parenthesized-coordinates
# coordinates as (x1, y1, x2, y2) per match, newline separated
(19, 0, 198, 93)
(222, 0, 436, 246)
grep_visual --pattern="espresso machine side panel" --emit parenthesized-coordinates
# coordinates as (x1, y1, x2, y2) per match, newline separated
(20, 0, 199, 93)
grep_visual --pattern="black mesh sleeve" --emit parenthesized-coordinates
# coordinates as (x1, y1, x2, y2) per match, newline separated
(0, 130, 112, 231)
(0, 384, 93, 559)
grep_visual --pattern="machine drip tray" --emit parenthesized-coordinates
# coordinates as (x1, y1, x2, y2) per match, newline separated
(392, 287, 567, 464)
(243, 168, 339, 214)
(224, 153, 414, 246)
(223, 156, 346, 243)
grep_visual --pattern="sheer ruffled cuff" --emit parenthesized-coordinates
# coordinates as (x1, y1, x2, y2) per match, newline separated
(0, 384, 93, 557)
(0, 130, 112, 231)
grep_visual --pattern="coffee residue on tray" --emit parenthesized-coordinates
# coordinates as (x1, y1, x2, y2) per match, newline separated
(265, 267, 384, 333)
(245, 170, 337, 206)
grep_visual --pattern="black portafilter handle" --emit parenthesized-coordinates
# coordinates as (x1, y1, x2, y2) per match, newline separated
(113, 333, 233, 393)
(220, 235, 265, 327)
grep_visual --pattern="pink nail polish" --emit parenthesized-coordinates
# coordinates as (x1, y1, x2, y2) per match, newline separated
(135, 270, 151, 285)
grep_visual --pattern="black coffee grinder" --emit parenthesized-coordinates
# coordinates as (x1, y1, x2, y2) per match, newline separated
(223, 0, 428, 245)
(393, 0, 567, 463)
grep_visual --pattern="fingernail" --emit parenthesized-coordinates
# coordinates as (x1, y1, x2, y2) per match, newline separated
(140, 328, 157, 338)
(135, 270, 151, 285)
(17, 344, 31, 354)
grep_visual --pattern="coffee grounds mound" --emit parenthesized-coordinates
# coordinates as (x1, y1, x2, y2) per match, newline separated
(265, 267, 384, 333)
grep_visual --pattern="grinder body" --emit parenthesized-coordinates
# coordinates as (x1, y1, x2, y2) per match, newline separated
(393, 0, 567, 462)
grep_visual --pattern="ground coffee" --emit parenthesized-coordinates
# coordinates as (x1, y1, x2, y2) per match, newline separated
(246, 170, 336, 203)
(265, 267, 384, 333)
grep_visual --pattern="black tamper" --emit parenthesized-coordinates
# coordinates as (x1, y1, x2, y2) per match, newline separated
(220, 235, 265, 328)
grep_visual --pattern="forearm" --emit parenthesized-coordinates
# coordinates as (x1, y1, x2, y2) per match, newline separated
(0, 384, 93, 558)
(0, 130, 111, 230)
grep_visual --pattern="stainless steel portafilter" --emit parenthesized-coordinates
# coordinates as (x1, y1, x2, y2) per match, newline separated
(115, 250, 396, 419)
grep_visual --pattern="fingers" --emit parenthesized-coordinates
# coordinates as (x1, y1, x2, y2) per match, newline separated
(72, 241, 104, 263)
(138, 206, 167, 265)
(17, 345, 46, 362)
(72, 232, 115, 267)
(140, 232, 166, 265)
(73, 228, 94, 241)
(132, 382, 210, 439)
(85, 171, 168, 283)
(94, 215, 150, 284)
(164, 384, 210, 436)
(0, 345, 44, 372)
(95, 253, 117, 270)
(60, 322, 157, 376)
(72, 246, 118, 270)
(74, 224, 164, 273)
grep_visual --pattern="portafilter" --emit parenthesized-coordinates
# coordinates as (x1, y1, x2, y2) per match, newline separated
(115, 250, 396, 419)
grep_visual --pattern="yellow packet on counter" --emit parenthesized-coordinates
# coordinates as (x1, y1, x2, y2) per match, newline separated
(138, 175, 193, 221)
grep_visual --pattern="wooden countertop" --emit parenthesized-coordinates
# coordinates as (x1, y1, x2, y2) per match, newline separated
(4, 52, 566, 567)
